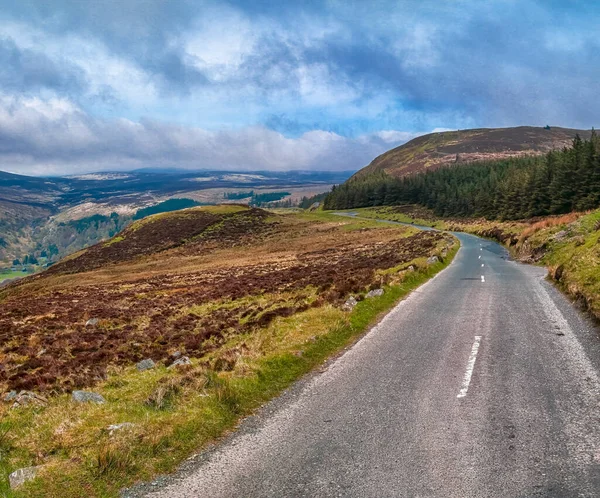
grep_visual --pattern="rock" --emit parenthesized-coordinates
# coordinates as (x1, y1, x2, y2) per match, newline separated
(553, 230, 568, 241)
(168, 356, 192, 369)
(72, 390, 106, 404)
(4, 390, 17, 402)
(426, 256, 440, 265)
(136, 359, 156, 371)
(407, 265, 416, 272)
(9, 466, 40, 489)
(11, 391, 47, 408)
(171, 351, 182, 359)
(85, 318, 99, 327)
(365, 288, 384, 298)
(341, 296, 358, 312)
(552, 264, 564, 281)
(107, 422, 135, 436)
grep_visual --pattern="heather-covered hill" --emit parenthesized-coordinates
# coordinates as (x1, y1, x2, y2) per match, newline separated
(356, 126, 591, 179)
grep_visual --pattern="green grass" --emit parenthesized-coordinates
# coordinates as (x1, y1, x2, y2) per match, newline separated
(6, 243, 459, 497)
(338, 207, 446, 229)
(0, 270, 31, 283)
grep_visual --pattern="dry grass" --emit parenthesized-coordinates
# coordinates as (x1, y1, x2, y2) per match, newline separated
(0, 208, 458, 496)
(518, 212, 588, 240)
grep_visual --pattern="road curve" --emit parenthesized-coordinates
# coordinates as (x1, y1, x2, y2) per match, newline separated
(133, 231, 600, 498)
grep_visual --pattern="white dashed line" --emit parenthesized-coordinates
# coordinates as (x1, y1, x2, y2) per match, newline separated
(481, 263, 484, 267)
(478, 255, 481, 259)
(457, 336, 482, 398)
(481, 275, 485, 283)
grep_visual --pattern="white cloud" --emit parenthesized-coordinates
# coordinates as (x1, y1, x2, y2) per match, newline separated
(0, 95, 423, 176)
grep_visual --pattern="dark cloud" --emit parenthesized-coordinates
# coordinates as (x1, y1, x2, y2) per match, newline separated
(0, 37, 87, 95)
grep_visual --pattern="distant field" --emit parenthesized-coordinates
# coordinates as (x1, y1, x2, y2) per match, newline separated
(0, 269, 32, 283)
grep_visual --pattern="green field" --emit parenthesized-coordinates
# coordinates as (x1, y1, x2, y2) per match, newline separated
(0, 270, 32, 283)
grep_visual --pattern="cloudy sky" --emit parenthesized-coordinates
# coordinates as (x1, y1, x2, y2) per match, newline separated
(1, 0, 598, 176)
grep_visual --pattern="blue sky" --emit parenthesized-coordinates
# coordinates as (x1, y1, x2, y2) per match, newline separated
(0, 0, 598, 175)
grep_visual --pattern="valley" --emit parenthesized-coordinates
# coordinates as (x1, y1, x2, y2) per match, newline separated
(0, 169, 346, 272)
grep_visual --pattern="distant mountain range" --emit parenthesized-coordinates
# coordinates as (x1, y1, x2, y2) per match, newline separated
(0, 169, 351, 266)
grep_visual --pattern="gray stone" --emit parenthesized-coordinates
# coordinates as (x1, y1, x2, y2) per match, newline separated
(426, 256, 440, 265)
(9, 466, 40, 489)
(171, 351, 182, 359)
(72, 390, 106, 404)
(136, 359, 156, 371)
(341, 296, 358, 312)
(168, 356, 192, 369)
(407, 265, 416, 272)
(85, 318, 99, 327)
(4, 390, 17, 402)
(553, 230, 568, 241)
(365, 288, 384, 298)
(107, 422, 135, 435)
(11, 391, 47, 408)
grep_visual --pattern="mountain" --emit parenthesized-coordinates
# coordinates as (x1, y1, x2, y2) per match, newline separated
(355, 126, 592, 179)
(0, 169, 351, 266)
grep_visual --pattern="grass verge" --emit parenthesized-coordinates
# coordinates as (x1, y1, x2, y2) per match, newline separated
(6, 242, 458, 497)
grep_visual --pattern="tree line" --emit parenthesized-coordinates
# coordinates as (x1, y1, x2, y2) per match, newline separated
(323, 133, 600, 220)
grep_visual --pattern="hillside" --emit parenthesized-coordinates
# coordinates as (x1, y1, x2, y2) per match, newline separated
(325, 131, 600, 219)
(0, 205, 455, 495)
(355, 126, 591, 179)
(0, 169, 347, 267)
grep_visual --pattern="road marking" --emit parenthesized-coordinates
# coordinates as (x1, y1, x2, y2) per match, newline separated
(480, 248, 482, 251)
(457, 336, 482, 398)
(478, 255, 481, 259)
(481, 263, 484, 267)
(481, 275, 485, 282)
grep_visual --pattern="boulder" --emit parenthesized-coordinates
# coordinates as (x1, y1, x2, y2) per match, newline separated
(426, 256, 440, 265)
(407, 265, 416, 272)
(9, 466, 40, 489)
(85, 318, 99, 327)
(168, 356, 192, 369)
(365, 288, 384, 298)
(341, 296, 358, 312)
(136, 359, 156, 371)
(11, 391, 47, 408)
(72, 390, 106, 404)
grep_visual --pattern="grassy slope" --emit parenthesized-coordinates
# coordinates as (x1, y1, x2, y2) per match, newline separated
(1, 207, 458, 497)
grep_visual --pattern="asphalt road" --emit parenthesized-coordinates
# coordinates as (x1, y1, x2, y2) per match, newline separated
(134, 231, 600, 498)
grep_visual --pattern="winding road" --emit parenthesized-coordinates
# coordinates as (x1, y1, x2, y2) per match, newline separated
(133, 225, 600, 497)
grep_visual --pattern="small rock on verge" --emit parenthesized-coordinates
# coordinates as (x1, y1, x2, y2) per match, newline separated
(341, 296, 358, 312)
(136, 359, 156, 371)
(9, 466, 40, 489)
(365, 288, 384, 298)
(168, 356, 192, 369)
(72, 390, 106, 404)
(85, 318, 99, 327)
(426, 255, 440, 265)
(11, 391, 47, 408)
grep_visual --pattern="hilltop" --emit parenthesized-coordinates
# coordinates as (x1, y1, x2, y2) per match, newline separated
(355, 126, 592, 179)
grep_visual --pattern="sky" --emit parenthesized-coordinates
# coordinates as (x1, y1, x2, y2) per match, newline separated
(0, 0, 599, 176)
